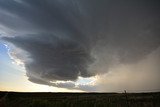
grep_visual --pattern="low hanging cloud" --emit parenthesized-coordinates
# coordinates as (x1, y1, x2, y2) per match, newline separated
(0, 0, 160, 91)
(3, 34, 93, 81)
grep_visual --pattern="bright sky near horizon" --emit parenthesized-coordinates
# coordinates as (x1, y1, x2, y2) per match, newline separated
(0, 0, 160, 92)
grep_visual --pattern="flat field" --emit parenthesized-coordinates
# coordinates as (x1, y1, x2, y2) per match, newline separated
(0, 91, 160, 107)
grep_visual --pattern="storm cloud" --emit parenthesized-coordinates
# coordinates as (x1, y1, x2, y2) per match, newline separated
(0, 0, 160, 90)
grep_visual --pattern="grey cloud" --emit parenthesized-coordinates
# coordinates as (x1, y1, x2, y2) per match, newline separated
(96, 47, 160, 92)
(3, 34, 93, 81)
(28, 74, 96, 91)
(0, 0, 160, 90)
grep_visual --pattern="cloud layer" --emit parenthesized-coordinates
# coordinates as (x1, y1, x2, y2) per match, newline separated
(0, 0, 160, 91)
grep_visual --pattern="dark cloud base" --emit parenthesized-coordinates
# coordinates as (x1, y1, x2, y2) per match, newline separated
(3, 34, 94, 81)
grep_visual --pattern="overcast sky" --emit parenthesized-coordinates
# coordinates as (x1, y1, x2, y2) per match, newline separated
(0, 0, 160, 92)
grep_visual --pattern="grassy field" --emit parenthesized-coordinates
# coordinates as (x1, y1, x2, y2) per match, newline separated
(0, 91, 160, 107)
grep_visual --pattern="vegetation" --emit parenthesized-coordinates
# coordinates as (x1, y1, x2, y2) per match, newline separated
(0, 92, 160, 107)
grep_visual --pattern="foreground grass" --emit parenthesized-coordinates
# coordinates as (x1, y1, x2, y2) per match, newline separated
(0, 92, 160, 107)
